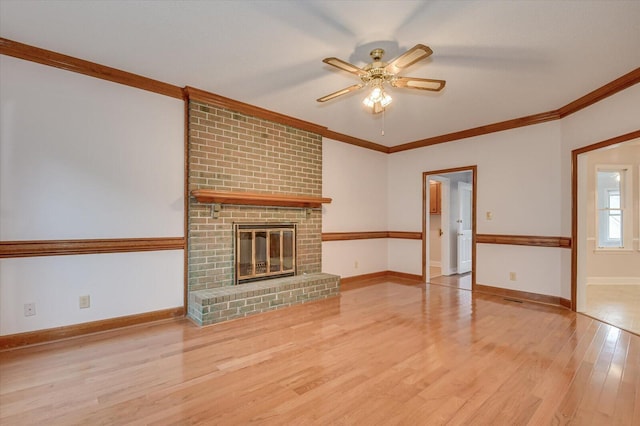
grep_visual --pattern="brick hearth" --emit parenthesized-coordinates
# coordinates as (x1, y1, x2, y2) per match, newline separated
(189, 273, 340, 325)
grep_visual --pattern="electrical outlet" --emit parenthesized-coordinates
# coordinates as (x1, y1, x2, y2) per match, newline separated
(486, 211, 493, 220)
(24, 303, 36, 317)
(509, 272, 517, 281)
(79, 295, 90, 309)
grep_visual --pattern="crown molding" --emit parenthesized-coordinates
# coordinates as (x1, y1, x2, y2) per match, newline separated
(321, 129, 390, 153)
(2, 37, 637, 154)
(0, 37, 184, 99)
(389, 110, 562, 153)
(184, 86, 328, 135)
(558, 67, 640, 118)
(389, 68, 640, 153)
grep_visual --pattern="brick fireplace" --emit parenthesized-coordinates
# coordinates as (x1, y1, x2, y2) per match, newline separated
(187, 98, 339, 325)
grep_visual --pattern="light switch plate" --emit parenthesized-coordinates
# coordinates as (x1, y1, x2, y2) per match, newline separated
(79, 295, 90, 309)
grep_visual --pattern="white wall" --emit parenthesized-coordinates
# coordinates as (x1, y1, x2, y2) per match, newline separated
(477, 244, 563, 296)
(323, 239, 388, 278)
(388, 121, 564, 295)
(1, 252, 184, 333)
(560, 84, 640, 298)
(322, 138, 388, 277)
(384, 84, 640, 299)
(0, 56, 184, 335)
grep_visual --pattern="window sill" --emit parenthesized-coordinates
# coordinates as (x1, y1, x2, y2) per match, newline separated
(593, 248, 634, 254)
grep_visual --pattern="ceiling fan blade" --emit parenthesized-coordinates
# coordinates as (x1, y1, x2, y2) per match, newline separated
(322, 57, 368, 77)
(316, 83, 364, 102)
(391, 77, 446, 92)
(385, 44, 433, 74)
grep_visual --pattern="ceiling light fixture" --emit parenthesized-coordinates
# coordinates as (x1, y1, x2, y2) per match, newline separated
(317, 44, 446, 116)
(362, 81, 392, 113)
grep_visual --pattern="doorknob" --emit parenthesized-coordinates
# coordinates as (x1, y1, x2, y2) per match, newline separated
(439, 229, 443, 236)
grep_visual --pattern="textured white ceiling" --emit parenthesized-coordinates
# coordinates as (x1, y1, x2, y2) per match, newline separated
(1, 0, 639, 147)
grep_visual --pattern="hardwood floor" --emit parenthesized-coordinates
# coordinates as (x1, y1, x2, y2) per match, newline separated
(586, 284, 640, 336)
(429, 269, 472, 291)
(1, 277, 639, 425)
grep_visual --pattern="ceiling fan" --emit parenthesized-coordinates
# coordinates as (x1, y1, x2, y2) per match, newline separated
(317, 44, 446, 113)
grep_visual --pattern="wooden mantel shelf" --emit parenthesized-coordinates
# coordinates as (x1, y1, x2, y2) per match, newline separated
(191, 190, 332, 208)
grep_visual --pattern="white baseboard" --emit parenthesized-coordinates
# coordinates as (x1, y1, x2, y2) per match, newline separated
(430, 261, 441, 267)
(587, 277, 640, 286)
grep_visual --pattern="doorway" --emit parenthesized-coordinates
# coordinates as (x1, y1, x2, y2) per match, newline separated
(574, 136, 640, 335)
(423, 166, 477, 291)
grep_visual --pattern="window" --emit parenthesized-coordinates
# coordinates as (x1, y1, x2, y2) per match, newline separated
(596, 166, 631, 249)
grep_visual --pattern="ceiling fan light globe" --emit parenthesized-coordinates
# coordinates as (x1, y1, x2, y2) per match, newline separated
(362, 97, 375, 108)
(370, 87, 383, 102)
(381, 93, 392, 107)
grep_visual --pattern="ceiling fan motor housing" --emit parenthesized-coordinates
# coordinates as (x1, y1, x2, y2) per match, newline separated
(362, 58, 395, 86)
(370, 48, 385, 61)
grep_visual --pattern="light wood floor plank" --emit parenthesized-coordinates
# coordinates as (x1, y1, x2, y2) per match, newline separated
(1, 277, 639, 425)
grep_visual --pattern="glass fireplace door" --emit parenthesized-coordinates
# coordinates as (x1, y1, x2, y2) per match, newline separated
(235, 224, 296, 284)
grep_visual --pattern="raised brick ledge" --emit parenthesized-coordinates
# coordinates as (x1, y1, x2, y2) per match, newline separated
(189, 273, 340, 326)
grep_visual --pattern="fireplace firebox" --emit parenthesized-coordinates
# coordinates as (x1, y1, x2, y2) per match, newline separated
(234, 223, 296, 284)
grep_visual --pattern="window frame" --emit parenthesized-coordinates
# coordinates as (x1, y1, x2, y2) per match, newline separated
(594, 164, 633, 251)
